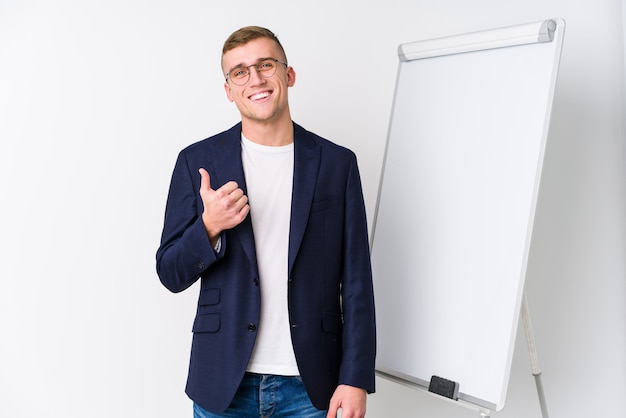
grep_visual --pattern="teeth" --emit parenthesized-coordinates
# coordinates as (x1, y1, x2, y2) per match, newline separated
(250, 92, 270, 101)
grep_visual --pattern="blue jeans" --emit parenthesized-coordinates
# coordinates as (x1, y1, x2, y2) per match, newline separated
(193, 373, 328, 417)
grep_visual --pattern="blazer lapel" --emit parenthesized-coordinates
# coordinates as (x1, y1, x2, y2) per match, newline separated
(288, 125, 321, 275)
(209, 124, 258, 272)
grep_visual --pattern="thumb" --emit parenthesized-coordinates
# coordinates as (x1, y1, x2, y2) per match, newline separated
(198, 168, 213, 192)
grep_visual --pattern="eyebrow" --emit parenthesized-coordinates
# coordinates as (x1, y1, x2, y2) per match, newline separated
(226, 57, 275, 73)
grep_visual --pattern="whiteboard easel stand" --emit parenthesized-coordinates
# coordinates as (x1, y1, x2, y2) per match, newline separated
(521, 292, 550, 418)
(472, 294, 549, 418)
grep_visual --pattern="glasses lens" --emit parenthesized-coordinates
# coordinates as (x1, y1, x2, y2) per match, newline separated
(229, 67, 249, 86)
(257, 59, 277, 77)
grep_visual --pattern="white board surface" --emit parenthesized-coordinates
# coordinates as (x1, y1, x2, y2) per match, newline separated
(371, 19, 564, 412)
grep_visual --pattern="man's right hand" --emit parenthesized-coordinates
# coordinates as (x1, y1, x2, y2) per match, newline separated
(198, 168, 250, 246)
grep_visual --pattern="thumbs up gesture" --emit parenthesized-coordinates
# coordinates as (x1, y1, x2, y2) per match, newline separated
(198, 168, 250, 245)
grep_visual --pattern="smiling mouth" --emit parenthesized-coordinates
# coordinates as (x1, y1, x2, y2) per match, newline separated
(249, 91, 271, 101)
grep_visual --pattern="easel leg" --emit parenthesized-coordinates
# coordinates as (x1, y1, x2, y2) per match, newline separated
(522, 293, 550, 418)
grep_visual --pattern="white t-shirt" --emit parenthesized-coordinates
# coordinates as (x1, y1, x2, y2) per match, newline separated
(241, 134, 299, 376)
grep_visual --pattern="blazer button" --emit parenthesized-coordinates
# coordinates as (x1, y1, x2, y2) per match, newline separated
(247, 323, 257, 332)
(197, 261, 205, 270)
(253, 278, 259, 286)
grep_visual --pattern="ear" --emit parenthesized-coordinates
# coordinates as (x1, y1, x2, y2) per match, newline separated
(224, 82, 234, 102)
(286, 66, 296, 87)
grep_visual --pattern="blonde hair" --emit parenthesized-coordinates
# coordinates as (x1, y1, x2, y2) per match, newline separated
(222, 26, 287, 62)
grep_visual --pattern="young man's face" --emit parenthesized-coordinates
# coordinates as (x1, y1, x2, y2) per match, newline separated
(222, 37, 296, 127)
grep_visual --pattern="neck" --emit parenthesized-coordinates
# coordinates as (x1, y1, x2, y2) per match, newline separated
(241, 115, 294, 147)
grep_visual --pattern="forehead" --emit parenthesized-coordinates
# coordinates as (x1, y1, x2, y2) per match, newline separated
(222, 37, 283, 70)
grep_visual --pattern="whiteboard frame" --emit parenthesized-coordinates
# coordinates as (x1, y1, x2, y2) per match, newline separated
(371, 18, 565, 413)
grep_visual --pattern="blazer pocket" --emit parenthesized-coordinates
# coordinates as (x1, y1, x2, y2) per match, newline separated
(198, 288, 220, 305)
(322, 312, 343, 334)
(197, 289, 220, 315)
(311, 198, 338, 213)
(192, 313, 221, 333)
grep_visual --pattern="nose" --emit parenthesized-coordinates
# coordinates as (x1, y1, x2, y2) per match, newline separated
(247, 65, 265, 85)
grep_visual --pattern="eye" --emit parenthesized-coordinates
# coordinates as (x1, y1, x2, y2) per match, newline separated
(258, 60, 275, 72)
(230, 67, 248, 79)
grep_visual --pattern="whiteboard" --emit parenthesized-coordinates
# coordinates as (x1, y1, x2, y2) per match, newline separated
(371, 19, 564, 412)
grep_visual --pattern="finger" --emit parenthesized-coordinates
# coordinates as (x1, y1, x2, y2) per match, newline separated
(230, 193, 249, 216)
(227, 187, 245, 202)
(239, 203, 250, 219)
(232, 202, 250, 226)
(219, 190, 247, 211)
(326, 401, 338, 418)
(198, 168, 213, 192)
(211, 180, 239, 199)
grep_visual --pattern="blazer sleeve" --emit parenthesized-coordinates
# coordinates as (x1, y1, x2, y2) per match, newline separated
(156, 149, 222, 293)
(338, 152, 377, 393)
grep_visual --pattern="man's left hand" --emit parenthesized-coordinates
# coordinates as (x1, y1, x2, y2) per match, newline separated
(326, 384, 367, 418)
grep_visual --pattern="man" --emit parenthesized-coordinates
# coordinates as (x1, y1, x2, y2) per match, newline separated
(156, 26, 376, 418)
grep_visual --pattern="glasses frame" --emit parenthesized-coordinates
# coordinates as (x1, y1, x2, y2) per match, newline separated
(225, 58, 288, 86)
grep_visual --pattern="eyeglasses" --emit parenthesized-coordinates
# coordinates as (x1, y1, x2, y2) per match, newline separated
(225, 58, 288, 86)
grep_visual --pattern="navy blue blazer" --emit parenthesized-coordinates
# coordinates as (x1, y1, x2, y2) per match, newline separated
(156, 122, 376, 413)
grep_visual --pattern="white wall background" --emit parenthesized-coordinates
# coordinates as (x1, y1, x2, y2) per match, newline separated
(0, 1, 624, 417)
